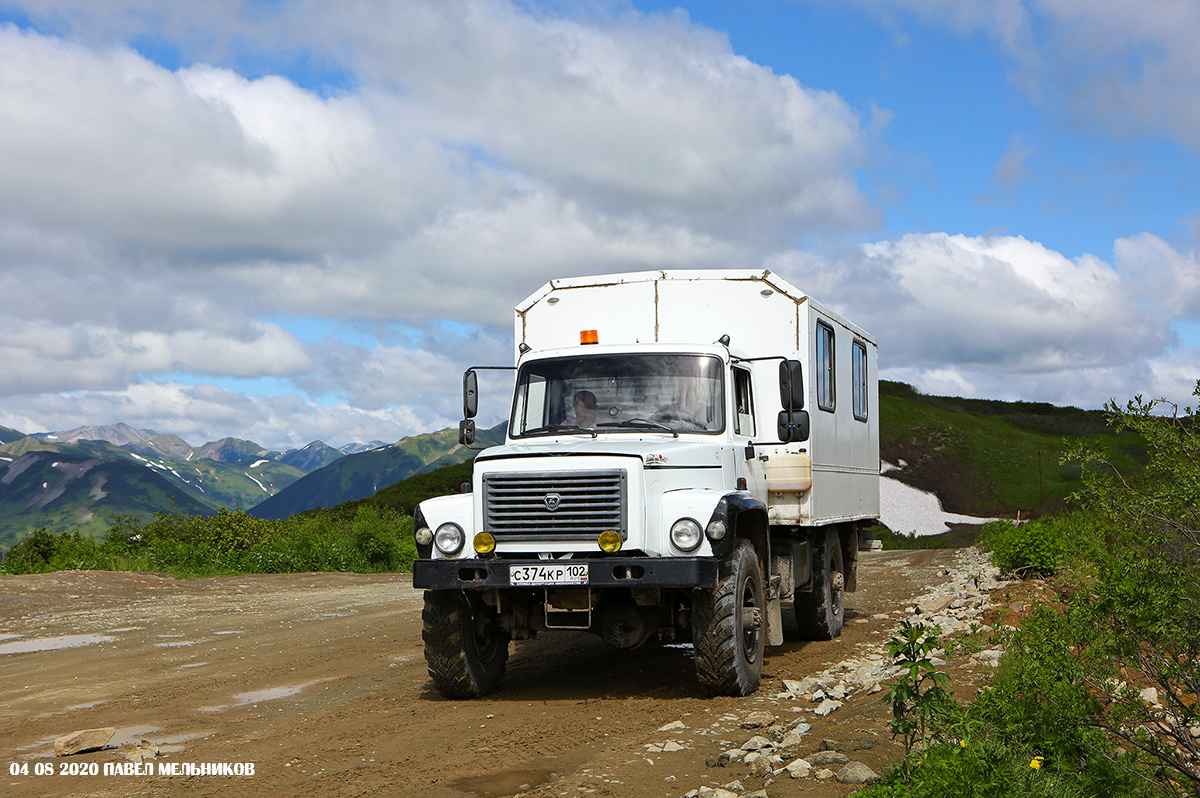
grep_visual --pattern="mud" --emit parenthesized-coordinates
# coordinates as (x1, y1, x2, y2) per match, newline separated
(1, 550, 968, 797)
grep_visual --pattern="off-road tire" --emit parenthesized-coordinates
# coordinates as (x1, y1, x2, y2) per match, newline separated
(422, 589, 510, 699)
(692, 540, 765, 696)
(795, 526, 845, 640)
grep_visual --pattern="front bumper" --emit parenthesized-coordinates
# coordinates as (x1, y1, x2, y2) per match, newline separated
(413, 556, 719, 590)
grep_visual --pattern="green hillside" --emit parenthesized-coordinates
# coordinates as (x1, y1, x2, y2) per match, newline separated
(878, 381, 1145, 516)
(251, 424, 506, 519)
(0, 425, 25, 444)
(1, 435, 307, 509)
(126, 455, 306, 510)
(265, 389, 1138, 526)
(0, 451, 213, 546)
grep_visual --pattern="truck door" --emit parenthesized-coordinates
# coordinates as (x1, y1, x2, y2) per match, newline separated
(733, 366, 767, 501)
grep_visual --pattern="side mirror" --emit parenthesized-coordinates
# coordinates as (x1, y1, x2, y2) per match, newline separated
(779, 360, 804, 410)
(458, 419, 476, 446)
(463, 369, 478, 419)
(777, 409, 810, 443)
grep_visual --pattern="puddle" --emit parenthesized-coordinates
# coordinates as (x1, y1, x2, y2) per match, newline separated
(175, 662, 209, 670)
(0, 633, 20, 642)
(0, 634, 115, 654)
(108, 627, 142, 633)
(662, 643, 695, 658)
(34, 698, 107, 718)
(452, 769, 555, 798)
(154, 641, 196, 648)
(16, 735, 58, 754)
(108, 726, 160, 748)
(213, 631, 241, 636)
(197, 679, 328, 712)
(235, 683, 309, 704)
(98, 727, 210, 754)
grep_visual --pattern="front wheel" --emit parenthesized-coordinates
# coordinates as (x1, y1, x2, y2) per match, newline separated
(692, 540, 765, 696)
(422, 590, 510, 699)
(795, 527, 845, 640)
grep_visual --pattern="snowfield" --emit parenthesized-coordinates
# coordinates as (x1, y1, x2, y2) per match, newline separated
(879, 463, 1002, 537)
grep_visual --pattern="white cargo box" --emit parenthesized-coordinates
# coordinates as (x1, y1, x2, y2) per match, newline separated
(514, 270, 879, 527)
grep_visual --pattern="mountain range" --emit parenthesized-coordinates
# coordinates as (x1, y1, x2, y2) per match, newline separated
(251, 423, 507, 519)
(1, 382, 1145, 553)
(0, 422, 435, 548)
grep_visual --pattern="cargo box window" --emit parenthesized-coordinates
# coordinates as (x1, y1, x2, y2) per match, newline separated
(816, 321, 835, 412)
(852, 340, 868, 421)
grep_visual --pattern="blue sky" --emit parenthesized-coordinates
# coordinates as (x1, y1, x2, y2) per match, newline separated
(0, 0, 1197, 448)
(658, 0, 1199, 261)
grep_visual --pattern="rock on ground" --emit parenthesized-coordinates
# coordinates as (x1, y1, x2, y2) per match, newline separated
(54, 727, 115, 756)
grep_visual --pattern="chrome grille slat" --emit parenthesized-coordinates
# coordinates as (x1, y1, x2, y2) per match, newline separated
(483, 470, 626, 539)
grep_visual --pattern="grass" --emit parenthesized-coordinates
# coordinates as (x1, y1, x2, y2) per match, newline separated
(879, 381, 1145, 517)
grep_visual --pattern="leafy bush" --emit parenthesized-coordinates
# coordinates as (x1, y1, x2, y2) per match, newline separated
(1, 504, 416, 577)
(980, 511, 1108, 578)
(1058, 383, 1200, 793)
(980, 518, 1064, 577)
(3, 527, 59, 571)
(862, 386, 1200, 798)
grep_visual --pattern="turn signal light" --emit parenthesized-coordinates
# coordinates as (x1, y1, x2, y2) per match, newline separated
(473, 532, 496, 555)
(581, 329, 599, 345)
(598, 530, 623, 553)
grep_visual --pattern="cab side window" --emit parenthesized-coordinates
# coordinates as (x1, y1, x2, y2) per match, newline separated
(733, 367, 756, 437)
(816, 321, 835, 412)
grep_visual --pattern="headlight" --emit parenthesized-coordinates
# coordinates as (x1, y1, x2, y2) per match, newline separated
(415, 526, 433, 545)
(473, 532, 496, 554)
(705, 519, 727, 541)
(434, 523, 465, 555)
(670, 518, 702, 551)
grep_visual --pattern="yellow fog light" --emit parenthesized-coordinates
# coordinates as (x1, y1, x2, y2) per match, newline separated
(473, 532, 496, 554)
(598, 530, 623, 553)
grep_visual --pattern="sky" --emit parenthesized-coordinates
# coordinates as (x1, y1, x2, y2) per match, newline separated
(0, 0, 1197, 450)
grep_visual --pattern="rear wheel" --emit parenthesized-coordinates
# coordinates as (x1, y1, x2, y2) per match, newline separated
(795, 527, 844, 640)
(693, 540, 765, 696)
(422, 590, 510, 698)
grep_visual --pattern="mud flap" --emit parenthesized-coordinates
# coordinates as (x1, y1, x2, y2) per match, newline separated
(766, 574, 784, 646)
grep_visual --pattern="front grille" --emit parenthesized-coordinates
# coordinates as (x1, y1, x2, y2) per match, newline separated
(483, 470, 627, 541)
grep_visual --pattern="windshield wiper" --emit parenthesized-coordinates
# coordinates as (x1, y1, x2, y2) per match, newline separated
(521, 423, 598, 438)
(596, 418, 679, 437)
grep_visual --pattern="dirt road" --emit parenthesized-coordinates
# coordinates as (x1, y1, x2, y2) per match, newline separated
(0, 549, 987, 798)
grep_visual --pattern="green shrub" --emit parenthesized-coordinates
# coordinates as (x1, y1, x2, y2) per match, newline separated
(981, 518, 1066, 577)
(2, 527, 59, 573)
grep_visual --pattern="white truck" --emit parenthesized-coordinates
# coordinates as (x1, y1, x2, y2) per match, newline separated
(413, 270, 879, 698)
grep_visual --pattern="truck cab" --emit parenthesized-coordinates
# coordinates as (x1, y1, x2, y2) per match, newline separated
(413, 270, 878, 698)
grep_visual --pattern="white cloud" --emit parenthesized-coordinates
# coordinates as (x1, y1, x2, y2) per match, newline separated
(772, 231, 1200, 408)
(0, 381, 439, 451)
(0, 0, 1194, 451)
(0, 25, 446, 257)
(0, 1, 874, 448)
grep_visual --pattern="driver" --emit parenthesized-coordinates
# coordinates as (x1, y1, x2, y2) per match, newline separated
(564, 390, 599, 428)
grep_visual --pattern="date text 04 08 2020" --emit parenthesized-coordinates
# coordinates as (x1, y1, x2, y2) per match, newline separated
(508, 563, 588, 586)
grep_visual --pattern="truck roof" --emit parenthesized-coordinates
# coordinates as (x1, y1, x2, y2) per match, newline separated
(515, 270, 875, 355)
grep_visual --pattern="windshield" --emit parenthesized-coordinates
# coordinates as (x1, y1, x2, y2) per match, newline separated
(511, 354, 725, 437)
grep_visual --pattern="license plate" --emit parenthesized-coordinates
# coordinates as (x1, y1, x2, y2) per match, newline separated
(509, 563, 589, 586)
